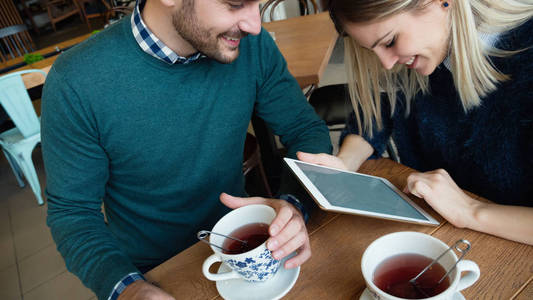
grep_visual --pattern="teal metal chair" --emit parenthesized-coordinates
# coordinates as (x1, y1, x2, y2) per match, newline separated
(0, 69, 46, 205)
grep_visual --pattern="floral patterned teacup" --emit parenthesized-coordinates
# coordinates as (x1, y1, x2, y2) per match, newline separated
(202, 204, 280, 282)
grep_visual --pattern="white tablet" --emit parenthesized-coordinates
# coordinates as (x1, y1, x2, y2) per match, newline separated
(284, 158, 439, 226)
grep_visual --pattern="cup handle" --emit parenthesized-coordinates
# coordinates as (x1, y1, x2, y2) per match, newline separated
(202, 254, 241, 281)
(455, 260, 480, 292)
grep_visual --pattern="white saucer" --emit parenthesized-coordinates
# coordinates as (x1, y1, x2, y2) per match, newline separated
(216, 256, 300, 300)
(359, 288, 465, 300)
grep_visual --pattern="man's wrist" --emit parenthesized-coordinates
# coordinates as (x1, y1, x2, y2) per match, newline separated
(109, 272, 145, 300)
(279, 194, 309, 222)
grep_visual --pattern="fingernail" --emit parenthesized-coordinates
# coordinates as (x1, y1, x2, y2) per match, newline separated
(268, 239, 278, 250)
(270, 225, 279, 235)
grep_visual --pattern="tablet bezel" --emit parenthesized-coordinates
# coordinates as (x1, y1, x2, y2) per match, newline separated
(284, 158, 439, 226)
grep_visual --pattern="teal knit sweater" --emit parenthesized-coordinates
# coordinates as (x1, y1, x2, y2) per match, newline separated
(41, 18, 331, 299)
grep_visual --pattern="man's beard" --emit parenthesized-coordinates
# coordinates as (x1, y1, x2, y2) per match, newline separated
(171, 2, 246, 64)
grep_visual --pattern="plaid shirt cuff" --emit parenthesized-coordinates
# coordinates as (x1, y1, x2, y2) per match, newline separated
(108, 272, 145, 300)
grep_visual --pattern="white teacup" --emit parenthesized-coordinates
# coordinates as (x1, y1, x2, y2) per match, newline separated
(202, 204, 281, 282)
(362, 231, 480, 300)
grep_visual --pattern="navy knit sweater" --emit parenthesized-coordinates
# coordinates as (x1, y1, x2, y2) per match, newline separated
(342, 19, 533, 207)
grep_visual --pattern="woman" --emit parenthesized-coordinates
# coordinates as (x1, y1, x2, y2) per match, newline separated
(299, 0, 533, 244)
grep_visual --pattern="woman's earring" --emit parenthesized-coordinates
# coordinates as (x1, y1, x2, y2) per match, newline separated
(442, 1, 449, 7)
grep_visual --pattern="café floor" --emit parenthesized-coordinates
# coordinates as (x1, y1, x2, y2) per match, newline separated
(0, 38, 347, 300)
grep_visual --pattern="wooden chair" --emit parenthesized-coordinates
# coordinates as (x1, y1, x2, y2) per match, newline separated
(243, 133, 273, 198)
(77, 0, 112, 30)
(0, 24, 35, 62)
(308, 83, 401, 162)
(104, 5, 133, 25)
(43, 0, 84, 32)
(308, 84, 350, 131)
(260, 0, 318, 22)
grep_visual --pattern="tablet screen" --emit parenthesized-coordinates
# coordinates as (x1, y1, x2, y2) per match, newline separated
(285, 158, 438, 225)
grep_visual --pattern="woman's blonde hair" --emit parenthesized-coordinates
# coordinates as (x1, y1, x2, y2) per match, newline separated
(326, 0, 533, 136)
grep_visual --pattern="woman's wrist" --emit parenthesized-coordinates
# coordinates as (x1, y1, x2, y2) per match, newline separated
(337, 153, 363, 171)
(337, 135, 373, 171)
(465, 198, 488, 230)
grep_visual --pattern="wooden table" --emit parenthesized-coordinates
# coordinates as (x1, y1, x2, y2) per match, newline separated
(145, 158, 533, 299)
(2, 33, 91, 89)
(0, 32, 91, 70)
(262, 12, 338, 88)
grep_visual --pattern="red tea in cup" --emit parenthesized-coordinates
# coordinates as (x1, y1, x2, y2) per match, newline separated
(222, 222, 270, 254)
(373, 253, 451, 299)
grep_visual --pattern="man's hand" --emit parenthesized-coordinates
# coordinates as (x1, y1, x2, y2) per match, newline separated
(220, 193, 311, 269)
(117, 281, 175, 300)
(403, 169, 479, 229)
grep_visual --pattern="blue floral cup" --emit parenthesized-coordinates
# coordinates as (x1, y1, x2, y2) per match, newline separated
(202, 204, 281, 282)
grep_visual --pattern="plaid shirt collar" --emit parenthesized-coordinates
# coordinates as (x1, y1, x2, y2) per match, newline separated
(131, 0, 205, 64)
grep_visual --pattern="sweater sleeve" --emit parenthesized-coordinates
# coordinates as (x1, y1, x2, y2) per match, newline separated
(254, 29, 333, 158)
(339, 94, 394, 159)
(41, 67, 139, 300)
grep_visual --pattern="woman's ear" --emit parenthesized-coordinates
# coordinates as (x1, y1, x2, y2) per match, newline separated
(441, 0, 451, 9)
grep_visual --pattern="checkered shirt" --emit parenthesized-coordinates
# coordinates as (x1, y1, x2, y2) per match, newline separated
(131, 0, 204, 64)
(108, 272, 145, 300)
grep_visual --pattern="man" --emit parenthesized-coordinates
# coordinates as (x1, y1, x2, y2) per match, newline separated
(41, 0, 332, 298)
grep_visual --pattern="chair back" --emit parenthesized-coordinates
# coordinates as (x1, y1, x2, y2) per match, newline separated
(77, 0, 111, 15)
(308, 84, 350, 127)
(104, 5, 133, 25)
(76, 0, 112, 30)
(260, 0, 318, 22)
(0, 25, 35, 62)
(0, 70, 45, 138)
(44, 0, 84, 31)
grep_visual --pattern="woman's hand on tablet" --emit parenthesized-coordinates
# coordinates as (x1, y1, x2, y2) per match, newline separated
(296, 152, 348, 170)
(403, 168, 477, 228)
(404, 169, 533, 245)
(297, 134, 374, 171)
